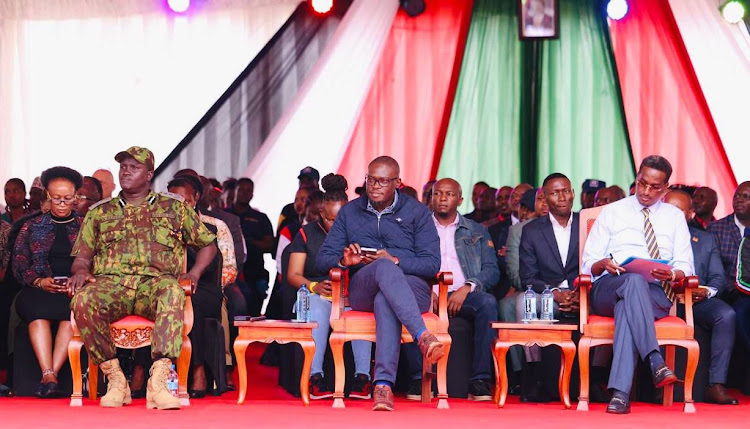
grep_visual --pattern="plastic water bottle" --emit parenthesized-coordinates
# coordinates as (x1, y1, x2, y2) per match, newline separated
(541, 286, 554, 321)
(167, 363, 178, 397)
(523, 285, 537, 322)
(295, 284, 311, 322)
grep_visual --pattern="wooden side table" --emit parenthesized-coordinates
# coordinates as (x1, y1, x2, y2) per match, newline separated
(233, 320, 318, 405)
(491, 322, 577, 409)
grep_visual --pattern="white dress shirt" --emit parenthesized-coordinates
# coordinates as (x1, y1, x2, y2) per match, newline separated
(582, 196, 694, 281)
(549, 212, 573, 289)
(511, 214, 520, 225)
(735, 215, 746, 237)
(432, 214, 474, 294)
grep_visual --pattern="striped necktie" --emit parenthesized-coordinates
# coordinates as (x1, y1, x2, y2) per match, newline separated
(642, 207, 674, 301)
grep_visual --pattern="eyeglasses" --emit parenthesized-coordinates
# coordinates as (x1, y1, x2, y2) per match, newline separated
(49, 196, 77, 205)
(636, 178, 666, 193)
(365, 175, 398, 188)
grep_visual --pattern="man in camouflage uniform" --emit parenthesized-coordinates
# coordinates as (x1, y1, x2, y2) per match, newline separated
(69, 147, 216, 409)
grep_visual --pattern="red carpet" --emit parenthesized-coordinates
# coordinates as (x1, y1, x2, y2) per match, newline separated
(2, 344, 749, 429)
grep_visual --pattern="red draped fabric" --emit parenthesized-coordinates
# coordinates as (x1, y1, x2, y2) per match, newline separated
(336, 0, 473, 196)
(609, 0, 737, 216)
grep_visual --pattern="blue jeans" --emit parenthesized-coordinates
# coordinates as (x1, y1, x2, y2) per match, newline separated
(309, 294, 372, 377)
(407, 290, 498, 381)
(348, 259, 432, 384)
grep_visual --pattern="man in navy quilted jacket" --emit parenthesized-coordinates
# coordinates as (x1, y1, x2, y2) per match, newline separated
(317, 156, 442, 411)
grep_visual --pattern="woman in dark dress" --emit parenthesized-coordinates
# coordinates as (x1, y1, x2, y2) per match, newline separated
(167, 176, 222, 398)
(287, 174, 372, 400)
(13, 166, 83, 398)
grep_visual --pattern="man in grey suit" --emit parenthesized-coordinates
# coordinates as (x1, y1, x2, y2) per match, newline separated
(663, 190, 738, 405)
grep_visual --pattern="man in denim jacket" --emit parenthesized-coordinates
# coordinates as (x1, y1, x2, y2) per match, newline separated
(406, 178, 499, 400)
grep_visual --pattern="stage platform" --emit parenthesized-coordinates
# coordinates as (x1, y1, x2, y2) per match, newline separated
(2, 343, 749, 429)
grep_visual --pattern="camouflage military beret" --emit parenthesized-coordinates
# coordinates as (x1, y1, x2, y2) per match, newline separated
(115, 146, 155, 171)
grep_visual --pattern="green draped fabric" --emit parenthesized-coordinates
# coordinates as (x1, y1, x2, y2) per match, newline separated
(437, 0, 633, 214)
(437, 0, 522, 214)
(535, 0, 634, 210)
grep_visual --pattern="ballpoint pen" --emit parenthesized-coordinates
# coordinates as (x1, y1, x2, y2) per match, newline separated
(609, 253, 621, 276)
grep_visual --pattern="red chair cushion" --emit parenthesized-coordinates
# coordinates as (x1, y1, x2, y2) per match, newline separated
(110, 315, 154, 330)
(339, 311, 438, 321)
(587, 314, 686, 327)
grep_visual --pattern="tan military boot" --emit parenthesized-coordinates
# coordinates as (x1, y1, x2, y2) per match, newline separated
(99, 358, 132, 407)
(146, 358, 181, 410)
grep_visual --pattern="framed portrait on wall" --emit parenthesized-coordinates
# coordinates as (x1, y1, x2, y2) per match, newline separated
(518, 0, 559, 40)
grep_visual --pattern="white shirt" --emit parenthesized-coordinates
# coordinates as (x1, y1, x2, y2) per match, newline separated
(432, 215, 475, 294)
(511, 214, 520, 225)
(549, 212, 573, 289)
(582, 196, 694, 281)
(735, 215, 746, 238)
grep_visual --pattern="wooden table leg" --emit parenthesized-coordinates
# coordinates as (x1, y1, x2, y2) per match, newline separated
(234, 339, 252, 405)
(494, 342, 510, 408)
(559, 341, 576, 409)
(491, 339, 500, 404)
(298, 339, 315, 406)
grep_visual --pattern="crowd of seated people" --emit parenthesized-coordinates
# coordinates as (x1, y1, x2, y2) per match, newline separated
(0, 151, 749, 416)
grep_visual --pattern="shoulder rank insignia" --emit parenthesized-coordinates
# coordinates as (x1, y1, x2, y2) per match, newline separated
(159, 191, 185, 203)
(88, 197, 112, 211)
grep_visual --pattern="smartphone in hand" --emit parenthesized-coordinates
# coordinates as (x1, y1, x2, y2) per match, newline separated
(360, 247, 378, 256)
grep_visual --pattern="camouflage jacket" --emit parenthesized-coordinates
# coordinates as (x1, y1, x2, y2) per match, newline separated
(72, 191, 215, 284)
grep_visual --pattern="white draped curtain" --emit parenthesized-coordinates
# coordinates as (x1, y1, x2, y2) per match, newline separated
(668, 0, 750, 184)
(244, 0, 399, 228)
(0, 0, 300, 192)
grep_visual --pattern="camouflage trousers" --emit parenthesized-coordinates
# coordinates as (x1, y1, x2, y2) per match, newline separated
(71, 275, 185, 365)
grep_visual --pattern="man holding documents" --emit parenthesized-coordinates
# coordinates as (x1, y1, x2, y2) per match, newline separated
(582, 155, 694, 414)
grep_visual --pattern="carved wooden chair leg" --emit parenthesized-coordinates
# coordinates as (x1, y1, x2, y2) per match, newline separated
(576, 337, 592, 411)
(683, 340, 699, 413)
(436, 336, 450, 409)
(88, 361, 98, 401)
(177, 336, 192, 406)
(663, 344, 676, 407)
(68, 336, 84, 406)
(329, 333, 347, 409)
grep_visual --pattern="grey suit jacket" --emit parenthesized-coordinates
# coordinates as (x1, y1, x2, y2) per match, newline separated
(506, 219, 532, 291)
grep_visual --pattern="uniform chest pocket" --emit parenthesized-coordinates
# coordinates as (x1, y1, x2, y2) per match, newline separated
(99, 229, 125, 247)
(153, 225, 180, 251)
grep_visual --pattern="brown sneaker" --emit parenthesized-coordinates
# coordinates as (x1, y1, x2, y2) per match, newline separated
(372, 385, 395, 411)
(418, 331, 445, 364)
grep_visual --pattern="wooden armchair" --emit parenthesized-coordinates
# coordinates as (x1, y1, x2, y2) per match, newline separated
(67, 277, 194, 407)
(575, 206, 699, 413)
(328, 268, 452, 409)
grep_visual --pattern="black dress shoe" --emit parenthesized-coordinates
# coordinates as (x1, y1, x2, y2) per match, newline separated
(33, 382, 49, 398)
(189, 389, 207, 399)
(652, 364, 679, 388)
(44, 382, 62, 399)
(705, 384, 739, 405)
(606, 396, 631, 414)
